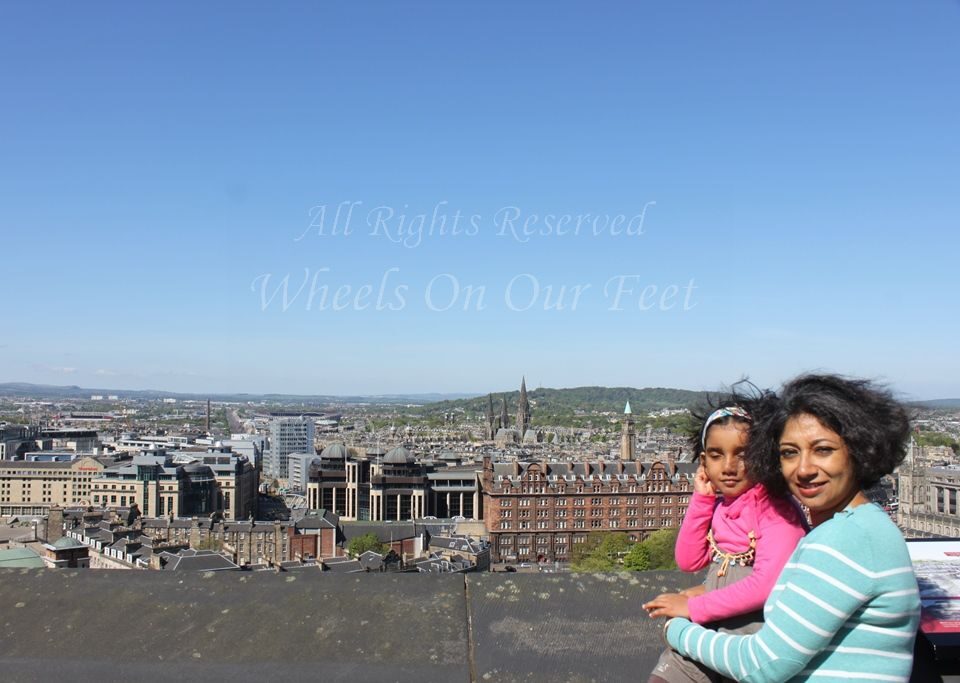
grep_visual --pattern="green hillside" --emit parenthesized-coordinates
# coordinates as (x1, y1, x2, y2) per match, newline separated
(416, 386, 705, 418)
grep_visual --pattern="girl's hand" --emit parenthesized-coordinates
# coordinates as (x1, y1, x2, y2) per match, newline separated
(694, 464, 715, 496)
(679, 584, 706, 598)
(642, 592, 691, 619)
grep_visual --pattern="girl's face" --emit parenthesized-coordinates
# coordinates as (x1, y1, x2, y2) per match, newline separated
(700, 421, 753, 499)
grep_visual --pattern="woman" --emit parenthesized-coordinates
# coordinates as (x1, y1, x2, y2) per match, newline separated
(660, 375, 920, 682)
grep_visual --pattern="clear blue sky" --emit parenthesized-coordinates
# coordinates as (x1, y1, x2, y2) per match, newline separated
(2, 1, 958, 398)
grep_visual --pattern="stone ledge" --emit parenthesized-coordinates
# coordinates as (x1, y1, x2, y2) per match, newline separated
(0, 568, 696, 682)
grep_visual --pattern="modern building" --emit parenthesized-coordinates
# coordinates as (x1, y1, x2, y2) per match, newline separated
(0, 456, 107, 516)
(90, 447, 257, 521)
(369, 446, 429, 521)
(287, 451, 322, 494)
(306, 444, 483, 523)
(266, 417, 316, 481)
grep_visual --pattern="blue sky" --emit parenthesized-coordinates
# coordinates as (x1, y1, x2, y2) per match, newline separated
(2, 1, 959, 398)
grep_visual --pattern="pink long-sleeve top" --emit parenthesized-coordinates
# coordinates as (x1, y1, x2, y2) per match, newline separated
(677, 483, 807, 625)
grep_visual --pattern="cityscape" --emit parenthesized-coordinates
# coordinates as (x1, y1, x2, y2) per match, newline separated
(2, 378, 958, 573)
(2, 1, 959, 680)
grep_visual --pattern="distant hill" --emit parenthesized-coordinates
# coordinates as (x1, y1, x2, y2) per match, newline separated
(415, 386, 707, 417)
(912, 398, 960, 409)
(0, 382, 477, 406)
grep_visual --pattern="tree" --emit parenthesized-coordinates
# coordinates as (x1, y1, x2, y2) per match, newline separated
(596, 532, 632, 562)
(642, 527, 679, 570)
(623, 542, 652, 571)
(347, 532, 389, 558)
(569, 532, 604, 566)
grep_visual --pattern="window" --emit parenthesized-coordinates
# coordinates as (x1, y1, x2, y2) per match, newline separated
(591, 520, 602, 528)
(539, 498, 549, 506)
(591, 497, 601, 505)
(500, 499, 512, 507)
(574, 498, 584, 506)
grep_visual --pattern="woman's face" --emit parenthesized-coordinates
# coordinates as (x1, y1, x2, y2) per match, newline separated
(779, 413, 862, 525)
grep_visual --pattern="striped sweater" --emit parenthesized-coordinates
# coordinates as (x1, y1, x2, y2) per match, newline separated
(665, 503, 920, 682)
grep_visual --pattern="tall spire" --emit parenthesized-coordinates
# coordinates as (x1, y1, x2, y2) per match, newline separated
(500, 396, 509, 430)
(620, 401, 635, 461)
(485, 393, 495, 440)
(516, 376, 530, 435)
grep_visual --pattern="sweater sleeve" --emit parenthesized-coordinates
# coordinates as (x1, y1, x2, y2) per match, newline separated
(687, 499, 806, 624)
(666, 520, 901, 683)
(674, 492, 716, 572)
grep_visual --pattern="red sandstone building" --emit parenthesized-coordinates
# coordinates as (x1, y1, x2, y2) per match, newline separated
(481, 456, 695, 564)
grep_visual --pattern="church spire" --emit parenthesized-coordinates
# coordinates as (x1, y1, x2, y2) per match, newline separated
(485, 393, 496, 440)
(516, 376, 530, 435)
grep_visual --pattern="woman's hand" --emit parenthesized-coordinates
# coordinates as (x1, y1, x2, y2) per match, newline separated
(643, 592, 691, 619)
(693, 463, 715, 496)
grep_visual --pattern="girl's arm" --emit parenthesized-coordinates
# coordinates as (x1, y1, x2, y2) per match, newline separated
(686, 506, 805, 624)
(674, 491, 716, 572)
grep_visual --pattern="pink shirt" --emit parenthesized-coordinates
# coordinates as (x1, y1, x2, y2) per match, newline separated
(677, 483, 807, 624)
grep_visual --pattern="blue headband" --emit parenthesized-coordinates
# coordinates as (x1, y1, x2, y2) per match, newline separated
(700, 406, 751, 450)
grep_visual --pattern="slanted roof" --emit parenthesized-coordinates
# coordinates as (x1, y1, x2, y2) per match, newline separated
(0, 547, 45, 568)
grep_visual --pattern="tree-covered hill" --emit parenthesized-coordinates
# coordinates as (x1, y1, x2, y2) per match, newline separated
(415, 385, 707, 418)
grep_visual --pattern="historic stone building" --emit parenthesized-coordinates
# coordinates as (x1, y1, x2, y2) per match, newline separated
(898, 440, 960, 537)
(481, 455, 695, 564)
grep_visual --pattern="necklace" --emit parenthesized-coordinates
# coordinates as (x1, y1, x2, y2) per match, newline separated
(707, 529, 757, 577)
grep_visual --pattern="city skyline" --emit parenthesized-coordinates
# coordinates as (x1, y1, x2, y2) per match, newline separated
(2, 2, 959, 398)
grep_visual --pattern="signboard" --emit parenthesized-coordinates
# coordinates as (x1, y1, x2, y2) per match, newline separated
(908, 540, 960, 634)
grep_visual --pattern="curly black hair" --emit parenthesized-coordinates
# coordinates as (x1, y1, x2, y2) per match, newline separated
(745, 374, 911, 497)
(686, 380, 772, 460)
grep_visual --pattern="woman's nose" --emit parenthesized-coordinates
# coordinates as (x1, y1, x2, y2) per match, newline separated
(796, 453, 817, 478)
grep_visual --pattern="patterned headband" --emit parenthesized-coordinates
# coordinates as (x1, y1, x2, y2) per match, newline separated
(700, 406, 751, 450)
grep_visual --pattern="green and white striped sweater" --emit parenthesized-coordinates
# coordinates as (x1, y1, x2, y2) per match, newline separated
(665, 503, 920, 682)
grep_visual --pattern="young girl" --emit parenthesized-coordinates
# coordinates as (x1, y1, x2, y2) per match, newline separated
(643, 402, 808, 683)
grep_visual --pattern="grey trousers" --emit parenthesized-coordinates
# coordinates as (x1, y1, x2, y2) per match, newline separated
(649, 562, 763, 683)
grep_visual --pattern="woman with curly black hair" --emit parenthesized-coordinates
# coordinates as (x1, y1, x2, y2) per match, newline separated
(660, 374, 921, 682)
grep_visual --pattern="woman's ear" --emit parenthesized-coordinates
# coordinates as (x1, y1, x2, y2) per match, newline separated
(698, 453, 705, 466)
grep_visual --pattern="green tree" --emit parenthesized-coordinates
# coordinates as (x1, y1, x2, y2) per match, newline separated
(642, 527, 679, 570)
(571, 532, 633, 572)
(569, 532, 604, 566)
(347, 532, 389, 558)
(596, 532, 632, 562)
(916, 431, 960, 455)
(623, 542, 652, 571)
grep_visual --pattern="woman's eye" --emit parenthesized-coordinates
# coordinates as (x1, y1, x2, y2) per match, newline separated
(816, 447, 835, 455)
(779, 449, 798, 459)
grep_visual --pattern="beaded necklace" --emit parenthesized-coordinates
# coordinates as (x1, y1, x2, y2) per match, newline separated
(706, 529, 757, 577)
